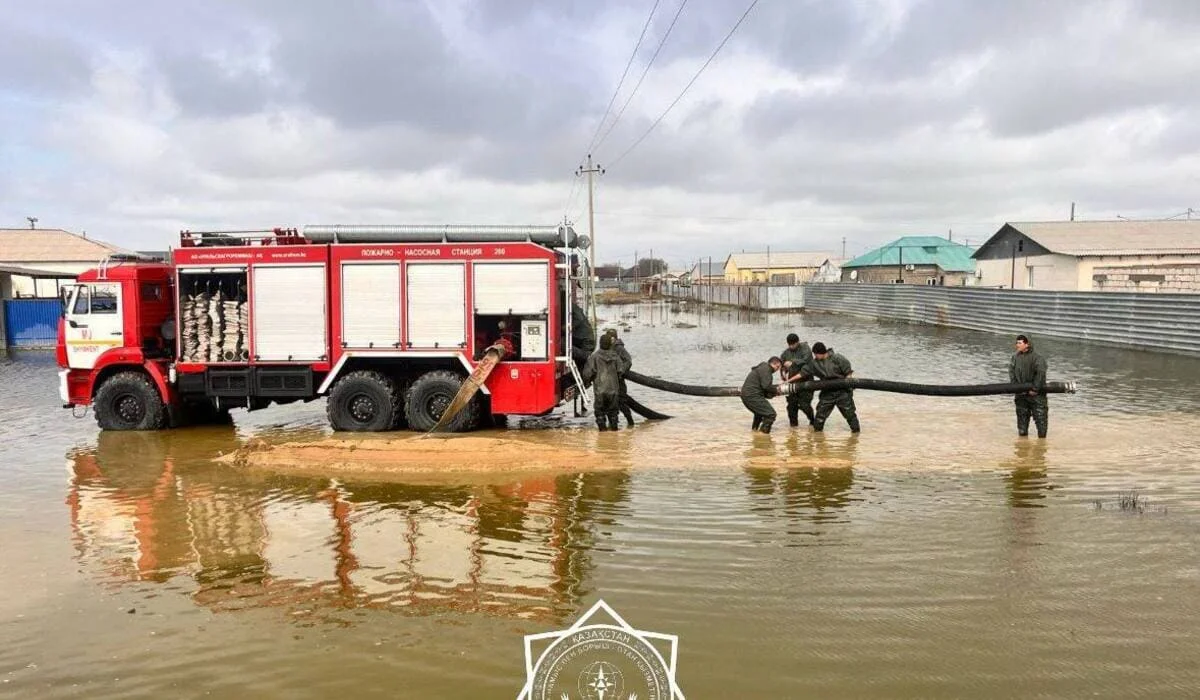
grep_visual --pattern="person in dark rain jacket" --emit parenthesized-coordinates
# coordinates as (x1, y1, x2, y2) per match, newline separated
(1009, 334, 1049, 438)
(604, 329, 636, 426)
(582, 334, 630, 431)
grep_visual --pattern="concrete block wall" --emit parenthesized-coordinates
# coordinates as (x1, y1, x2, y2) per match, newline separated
(1091, 265, 1200, 293)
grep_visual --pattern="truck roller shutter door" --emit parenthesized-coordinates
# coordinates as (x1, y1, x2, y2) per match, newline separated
(342, 262, 401, 348)
(406, 263, 465, 348)
(472, 262, 549, 314)
(252, 264, 328, 360)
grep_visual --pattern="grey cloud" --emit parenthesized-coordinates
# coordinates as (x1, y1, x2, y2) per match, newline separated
(7, 0, 1200, 257)
(0, 23, 91, 96)
(736, 0, 867, 74)
(850, 0, 1076, 80)
(742, 85, 964, 144)
(158, 54, 282, 118)
(465, 0, 629, 29)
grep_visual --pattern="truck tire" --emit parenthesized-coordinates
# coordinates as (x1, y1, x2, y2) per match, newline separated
(94, 371, 167, 431)
(327, 370, 401, 432)
(404, 370, 481, 433)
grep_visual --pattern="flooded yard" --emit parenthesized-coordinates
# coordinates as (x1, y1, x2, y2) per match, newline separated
(2, 302, 1199, 698)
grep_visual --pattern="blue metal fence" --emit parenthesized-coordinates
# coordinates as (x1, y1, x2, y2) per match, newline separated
(3, 299, 61, 348)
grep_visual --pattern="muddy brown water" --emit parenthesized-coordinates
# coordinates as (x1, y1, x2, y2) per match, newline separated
(2, 302, 1199, 698)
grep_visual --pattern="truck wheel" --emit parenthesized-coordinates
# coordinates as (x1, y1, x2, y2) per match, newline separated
(327, 370, 401, 432)
(94, 371, 167, 431)
(404, 370, 480, 432)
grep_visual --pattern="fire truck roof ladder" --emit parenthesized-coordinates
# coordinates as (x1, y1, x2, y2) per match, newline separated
(301, 224, 584, 248)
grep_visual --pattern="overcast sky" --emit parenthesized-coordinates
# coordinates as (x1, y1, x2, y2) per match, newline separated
(2, 0, 1199, 270)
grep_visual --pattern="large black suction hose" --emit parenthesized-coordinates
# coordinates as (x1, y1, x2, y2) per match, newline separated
(774, 377, 1077, 397)
(568, 348, 1075, 413)
(624, 370, 1076, 397)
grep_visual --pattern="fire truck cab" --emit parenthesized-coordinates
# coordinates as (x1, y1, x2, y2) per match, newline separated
(56, 224, 596, 433)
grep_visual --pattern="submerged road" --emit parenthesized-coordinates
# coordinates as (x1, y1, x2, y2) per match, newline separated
(1, 301, 1199, 698)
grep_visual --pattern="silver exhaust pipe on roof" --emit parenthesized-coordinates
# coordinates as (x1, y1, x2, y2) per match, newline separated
(302, 224, 580, 248)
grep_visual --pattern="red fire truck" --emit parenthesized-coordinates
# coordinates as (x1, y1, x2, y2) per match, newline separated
(56, 224, 596, 432)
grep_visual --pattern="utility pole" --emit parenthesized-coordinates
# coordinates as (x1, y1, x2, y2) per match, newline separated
(576, 155, 605, 330)
(841, 237, 846, 260)
(1070, 202, 1076, 221)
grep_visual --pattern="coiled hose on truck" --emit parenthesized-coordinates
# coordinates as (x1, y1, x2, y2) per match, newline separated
(569, 348, 1075, 421)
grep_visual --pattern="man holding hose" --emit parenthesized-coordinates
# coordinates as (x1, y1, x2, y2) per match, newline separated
(798, 342, 861, 433)
(741, 356, 783, 434)
(1009, 334, 1049, 438)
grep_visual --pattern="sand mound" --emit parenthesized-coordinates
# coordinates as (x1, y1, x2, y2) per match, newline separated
(215, 433, 607, 477)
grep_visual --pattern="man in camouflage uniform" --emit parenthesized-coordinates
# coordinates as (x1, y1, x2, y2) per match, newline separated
(799, 342, 860, 433)
(604, 329, 636, 426)
(779, 332, 815, 427)
(1009, 334, 1049, 438)
(741, 356, 783, 433)
(582, 334, 630, 431)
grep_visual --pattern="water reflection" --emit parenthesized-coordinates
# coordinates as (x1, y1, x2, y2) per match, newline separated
(65, 431, 631, 622)
(743, 433, 860, 531)
(1001, 439, 1053, 509)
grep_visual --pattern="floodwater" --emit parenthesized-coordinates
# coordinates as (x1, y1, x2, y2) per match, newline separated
(2, 302, 1199, 699)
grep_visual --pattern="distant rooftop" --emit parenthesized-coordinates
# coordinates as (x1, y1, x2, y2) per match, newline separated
(978, 220, 1200, 257)
(843, 236, 976, 272)
(0, 228, 132, 263)
(726, 251, 837, 269)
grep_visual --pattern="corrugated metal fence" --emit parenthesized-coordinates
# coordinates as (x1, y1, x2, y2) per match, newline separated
(802, 283, 1200, 357)
(3, 299, 61, 349)
(663, 282, 805, 310)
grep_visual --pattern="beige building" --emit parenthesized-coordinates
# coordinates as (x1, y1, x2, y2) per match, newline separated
(971, 221, 1200, 292)
(723, 251, 837, 284)
(0, 227, 132, 297)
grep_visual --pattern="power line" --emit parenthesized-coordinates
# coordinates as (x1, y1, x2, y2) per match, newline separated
(607, 0, 761, 169)
(560, 174, 581, 220)
(593, 0, 690, 154)
(583, 0, 662, 157)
